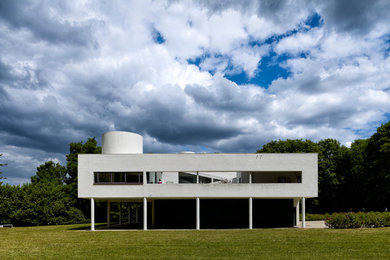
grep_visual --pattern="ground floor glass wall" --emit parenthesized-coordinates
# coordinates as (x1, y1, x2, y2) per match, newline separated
(104, 198, 295, 229)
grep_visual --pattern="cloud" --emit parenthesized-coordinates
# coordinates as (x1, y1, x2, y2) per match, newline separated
(318, 0, 390, 36)
(0, 0, 96, 47)
(0, 0, 389, 184)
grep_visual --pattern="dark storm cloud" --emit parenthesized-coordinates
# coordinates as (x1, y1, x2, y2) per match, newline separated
(0, 59, 13, 81)
(143, 119, 241, 145)
(0, 0, 95, 46)
(0, 92, 106, 154)
(198, 0, 390, 36)
(319, 0, 390, 35)
(185, 82, 266, 112)
(287, 107, 356, 128)
(110, 84, 244, 145)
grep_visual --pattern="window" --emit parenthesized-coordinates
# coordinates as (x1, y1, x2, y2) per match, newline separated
(147, 172, 163, 184)
(277, 176, 291, 183)
(179, 172, 197, 183)
(126, 172, 142, 183)
(199, 176, 212, 183)
(114, 172, 125, 183)
(98, 172, 111, 183)
(251, 171, 302, 183)
(94, 172, 143, 185)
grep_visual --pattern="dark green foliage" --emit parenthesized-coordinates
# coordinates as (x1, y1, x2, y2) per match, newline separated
(338, 139, 369, 211)
(305, 213, 330, 221)
(0, 137, 101, 226)
(31, 161, 66, 185)
(325, 212, 390, 228)
(66, 138, 101, 184)
(364, 122, 390, 211)
(65, 138, 102, 219)
(0, 184, 20, 223)
(0, 182, 86, 225)
(257, 139, 319, 153)
(317, 139, 348, 212)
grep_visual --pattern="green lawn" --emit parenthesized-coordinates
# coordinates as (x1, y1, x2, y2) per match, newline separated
(0, 224, 389, 259)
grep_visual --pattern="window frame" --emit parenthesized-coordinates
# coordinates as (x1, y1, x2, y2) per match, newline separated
(93, 172, 143, 185)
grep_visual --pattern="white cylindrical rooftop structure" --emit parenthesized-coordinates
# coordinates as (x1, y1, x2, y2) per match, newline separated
(102, 131, 143, 154)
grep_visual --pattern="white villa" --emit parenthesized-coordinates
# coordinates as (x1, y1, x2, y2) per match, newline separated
(78, 131, 318, 230)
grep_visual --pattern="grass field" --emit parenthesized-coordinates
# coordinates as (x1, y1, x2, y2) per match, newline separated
(0, 224, 389, 259)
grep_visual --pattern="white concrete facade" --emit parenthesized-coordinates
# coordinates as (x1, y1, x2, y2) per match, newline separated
(79, 131, 318, 230)
(78, 153, 317, 199)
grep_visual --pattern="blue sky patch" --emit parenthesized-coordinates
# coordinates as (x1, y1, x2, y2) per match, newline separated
(226, 53, 291, 88)
(188, 51, 291, 88)
(187, 13, 323, 87)
(305, 12, 322, 28)
(152, 28, 165, 44)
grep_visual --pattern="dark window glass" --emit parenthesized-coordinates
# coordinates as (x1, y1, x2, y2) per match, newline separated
(114, 172, 125, 183)
(199, 176, 212, 183)
(99, 172, 111, 182)
(278, 176, 291, 183)
(179, 172, 197, 183)
(94, 172, 142, 184)
(126, 172, 143, 183)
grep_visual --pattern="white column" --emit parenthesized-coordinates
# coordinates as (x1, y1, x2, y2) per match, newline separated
(196, 197, 200, 230)
(249, 197, 253, 229)
(107, 200, 111, 228)
(91, 198, 95, 231)
(143, 171, 147, 184)
(196, 172, 199, 184)
(301, 197, 306, 228)
(296, 199, 300, 226)
(143, 197, 147, 230)
(249, 172, 252, 184)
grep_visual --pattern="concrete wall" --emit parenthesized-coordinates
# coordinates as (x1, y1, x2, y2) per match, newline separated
(102, 131, 143, 154)
(78, 153, 318, 199)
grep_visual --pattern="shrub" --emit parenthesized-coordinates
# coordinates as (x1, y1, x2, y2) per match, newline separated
(384, 212, 390, 226)
(325, 212, 390, 228)
(305, 213, 329, 221)
(0, 182, 87, 226)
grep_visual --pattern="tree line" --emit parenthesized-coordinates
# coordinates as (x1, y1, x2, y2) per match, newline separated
(0, 139, 102, 226)
(0, 121, 389, 225)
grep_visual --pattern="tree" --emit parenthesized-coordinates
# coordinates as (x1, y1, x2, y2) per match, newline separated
(0, 182, 86, 226)
(65, 138, 101, 218)
(317, 139, 347, 212)
(364, 121, 390, 211)
(31, 161, 66, 185)
(0, 154, 7, 185)
(66, 138, 101, 184)
(338, 139, 369, 211)
(257, 139, 319, 153)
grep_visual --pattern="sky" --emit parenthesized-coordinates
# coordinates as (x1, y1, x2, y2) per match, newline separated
(0, 0, 390, 185)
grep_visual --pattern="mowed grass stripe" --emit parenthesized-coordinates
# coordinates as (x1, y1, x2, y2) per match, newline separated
(0, 224, 389, 259)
